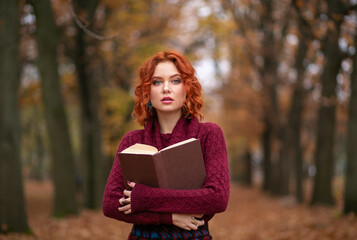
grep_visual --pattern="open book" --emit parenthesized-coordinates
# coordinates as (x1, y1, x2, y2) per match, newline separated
(119, 138, 206, 190)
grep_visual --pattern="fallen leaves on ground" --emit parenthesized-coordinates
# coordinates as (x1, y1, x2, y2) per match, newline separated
(1, 181, 356, 240)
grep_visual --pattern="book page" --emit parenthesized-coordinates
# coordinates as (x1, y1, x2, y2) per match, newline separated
(121, 143, 158, 154)
(160, 138, 197, 151)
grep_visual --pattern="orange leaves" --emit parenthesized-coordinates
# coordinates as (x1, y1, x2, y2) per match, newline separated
(19, 82, 41, 107)
(210, 184, 357, 240)
(2, 181, 356, 240)
(100, 87, 136, 156)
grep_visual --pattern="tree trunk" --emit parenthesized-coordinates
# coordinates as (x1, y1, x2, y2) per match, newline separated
(288, 84, 304, 202)
(262, 118, 272, 191)
(311, 1, 344, 205)
(33, 119, 45, 180)
(291, 7, 310, 203)
(343, 27, 357, 214)
(262, 37, 281, 195)
(73, 0, 103, 209)
(0, 0, 30, 232)
(260, 0, 277, 194)
(278, 126, 290, 196)
(32, 0, 78, 216)
(242, 150, 252, 186)
(258, 0, 293, 195)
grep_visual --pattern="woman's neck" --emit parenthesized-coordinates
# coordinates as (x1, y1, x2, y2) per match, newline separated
(157, 112, 182, 134)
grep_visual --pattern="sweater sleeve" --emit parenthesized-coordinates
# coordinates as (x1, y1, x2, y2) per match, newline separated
(130, 123, 230, 215)
(102, 131, 172, 225)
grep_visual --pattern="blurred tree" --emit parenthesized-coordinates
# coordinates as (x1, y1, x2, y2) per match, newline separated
(311, 0, 345, 206)
(18, 3, 51, 182)
(344, 23, 357, 214)
(71, 0, 103, 209)
(0, 0, 30, 233)
(289, 0, 314, 203)
(67, 0, 187, 208)
(103, 0, 187, 89)
(259, 0, 291, 196)
(25, 107, 46, 180)
(99, 0, 190, 163)
(198, 0, 355, 208)
(259, 0, 277, 193)
(241, 150, 253, 185)
(100, 87, 135, 155)
(219, 0, 264, 185)
(31, 0, 78, 216)
(19, 80, 48, 181)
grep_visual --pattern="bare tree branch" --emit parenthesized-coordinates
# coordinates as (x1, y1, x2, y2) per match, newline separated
(68, 0, 119, 41)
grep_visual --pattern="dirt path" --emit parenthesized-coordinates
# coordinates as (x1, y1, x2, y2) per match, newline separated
(1, 181, 356, 240)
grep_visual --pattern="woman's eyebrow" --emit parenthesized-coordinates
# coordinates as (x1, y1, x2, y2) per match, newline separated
(152, 74, 180, 79)
(170, 74, 181, 78)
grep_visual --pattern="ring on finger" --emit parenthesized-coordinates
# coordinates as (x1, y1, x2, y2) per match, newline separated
(191, 217, 198, 226)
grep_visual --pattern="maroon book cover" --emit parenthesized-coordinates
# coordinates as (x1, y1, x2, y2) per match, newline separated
(119, 138, 206, 190)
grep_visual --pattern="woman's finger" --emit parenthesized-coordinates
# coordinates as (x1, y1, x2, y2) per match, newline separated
(123, 189, 131, 197)
(124, 208, 132, 214)
(119, 197, 131, 205)
(119, 197, 128, 205)
(127, 181, 136, 188)
(188, 223, 198, 231)
(191, 217, 198, 225)
(192, 216, 204, 225)
(196, 219, 205, 226)
(118, 204, 131, 212)
(190, 217, 204, 230)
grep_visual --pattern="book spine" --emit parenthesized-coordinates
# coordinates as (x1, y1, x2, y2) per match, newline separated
(153, 153, 169, 188)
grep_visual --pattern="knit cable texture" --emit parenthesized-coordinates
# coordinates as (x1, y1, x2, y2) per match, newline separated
(102, 116, 230, 226)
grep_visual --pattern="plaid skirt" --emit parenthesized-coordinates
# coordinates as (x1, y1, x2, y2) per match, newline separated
(128, 224, 212, 240)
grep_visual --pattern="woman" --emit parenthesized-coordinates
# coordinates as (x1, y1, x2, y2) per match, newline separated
(103, 50, 230, 240)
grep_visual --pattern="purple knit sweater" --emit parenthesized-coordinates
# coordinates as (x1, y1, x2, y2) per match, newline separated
(102, 116, 230, 226)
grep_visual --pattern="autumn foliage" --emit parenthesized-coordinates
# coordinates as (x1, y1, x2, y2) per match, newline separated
(1, 0, 357, 236)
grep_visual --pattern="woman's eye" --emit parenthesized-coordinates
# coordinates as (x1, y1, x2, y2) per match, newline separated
(152, 80, 162, 85)
(172, 78, 182, 84)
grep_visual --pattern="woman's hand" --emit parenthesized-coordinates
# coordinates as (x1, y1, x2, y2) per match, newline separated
(118, 181, 136, 214)
(172, 213, 205, 231)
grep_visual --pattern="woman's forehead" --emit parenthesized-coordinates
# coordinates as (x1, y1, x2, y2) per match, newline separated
(153, 61, 180, 77)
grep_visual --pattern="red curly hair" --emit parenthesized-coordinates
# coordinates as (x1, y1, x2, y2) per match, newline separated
(132, 50, 204, 126)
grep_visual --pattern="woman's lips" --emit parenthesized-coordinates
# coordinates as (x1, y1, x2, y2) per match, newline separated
(161, 97, 174, 104)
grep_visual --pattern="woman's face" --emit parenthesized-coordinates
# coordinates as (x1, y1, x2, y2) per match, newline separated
(150, 61, 187, 117)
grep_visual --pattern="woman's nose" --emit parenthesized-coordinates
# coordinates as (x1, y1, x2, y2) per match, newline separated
(162, 81, 171, 92)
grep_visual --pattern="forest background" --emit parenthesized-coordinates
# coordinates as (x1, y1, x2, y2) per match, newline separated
(0, 0, 357, 238)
